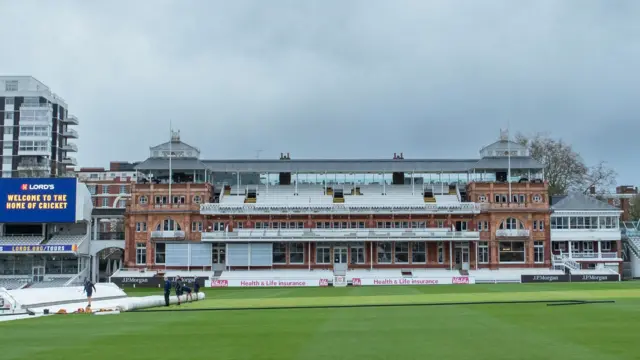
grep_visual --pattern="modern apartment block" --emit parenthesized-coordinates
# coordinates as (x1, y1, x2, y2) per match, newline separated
(0, 76, 79, 178)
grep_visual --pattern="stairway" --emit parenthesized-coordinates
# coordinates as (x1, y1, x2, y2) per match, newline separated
(424, 190, 435, 203)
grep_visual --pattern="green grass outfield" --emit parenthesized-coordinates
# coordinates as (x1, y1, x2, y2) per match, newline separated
(2, 283, 640, 360)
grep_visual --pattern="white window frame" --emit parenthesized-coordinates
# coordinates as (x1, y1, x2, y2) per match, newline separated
(135, 222, 147, 232)
(191, 221, 203, 232)
(377, 242, 392, 264)
(316, 244, 331, 264)
(155, 243, 165, 265)
(136, 243, 147, 265)
(289, 243, 305, 264)
(273, 243, 287, 264)
(139, 195, 148, 205)
(394, 242, 410, 263)
(411, 242, 426, 264)
(534, 241, 544, 264)
(478, 241, 489, 264)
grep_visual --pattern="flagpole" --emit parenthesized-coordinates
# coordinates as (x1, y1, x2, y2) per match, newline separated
(169, 120, 173, 202)
(507, 124, 512, 203)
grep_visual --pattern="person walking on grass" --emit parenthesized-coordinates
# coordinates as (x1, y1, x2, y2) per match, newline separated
(174, 276, 183, 305)
(164, 276, 171, 306)
(84, 279, 96, 308)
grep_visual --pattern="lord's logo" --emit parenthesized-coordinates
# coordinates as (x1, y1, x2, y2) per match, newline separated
(21, 184, 55, 191)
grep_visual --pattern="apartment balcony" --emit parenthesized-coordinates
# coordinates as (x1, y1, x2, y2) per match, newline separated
(495, 229, 530, 238)
(62, 129, 78, 138)
(17, 161, 50, 170)
(63, 114, 79, 125)
(21, 102, 52, 109)
(150, 231, 186, 240)
(61, 143, 78, 152)
(61, 157, 77, 166)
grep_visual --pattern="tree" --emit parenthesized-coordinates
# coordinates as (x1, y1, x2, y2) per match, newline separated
(515, 132, 617, 196)
(629, 195, 640, 221)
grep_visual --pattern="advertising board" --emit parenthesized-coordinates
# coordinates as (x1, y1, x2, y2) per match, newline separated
(110, 276, 208, 288)
(520, 274, 571, 283)
(570, 274, 619, 282)
(351, 276, 474, 286)
(209, 279, 330, 288)
(0, 245, 77, 253)
(0, 178, 77, 223)
(520, 274, 619, 283)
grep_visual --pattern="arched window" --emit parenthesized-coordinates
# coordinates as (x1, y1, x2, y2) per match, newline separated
(156, 218, 182, 232)
(499, 218, 524, 230)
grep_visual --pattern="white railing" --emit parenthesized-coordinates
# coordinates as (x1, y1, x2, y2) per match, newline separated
(200, 202, 482, 215)
(64, 267, 89, 287)
(150, 231, 186, 239)
(201, 228, 480, 241)
(495, 229, 530, 238)
(65, 115, 79, 124)
(562, 252, 619, 260)
(62, 143, 78, 152)
(0, 287, 19, 313)
(62, 129, 78, 138)
(21, 102, 51, 108)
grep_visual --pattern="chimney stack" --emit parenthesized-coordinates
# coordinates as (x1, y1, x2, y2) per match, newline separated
(589, 186, 596, 195)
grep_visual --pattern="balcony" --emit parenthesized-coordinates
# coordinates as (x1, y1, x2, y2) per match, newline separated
(61, 157, 77, 166)
(21, 103, 52, 109)
(479, 203, 548, 211)
(551, 229, 621, 242)
(560, 252, 621, 261)
(150, 230, 186, 239)
(201, 228, 480, 241)
(63, 114, 79, 125)
(61, 143, 78, 152)
(17, 161, 50, 170)
(95, 232, 125, 241)
(62, 129, 78, 138)
(495, 229, 530, 238)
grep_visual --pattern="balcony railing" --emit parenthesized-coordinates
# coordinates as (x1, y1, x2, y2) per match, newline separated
(21, 103, 52, 108)
(479, 203, 547, 210)
(62, 129, 78, 138)
(61, 157, 77, 166)
(63, 115, 79, 125)
(150, 230, 186, 239)
(201, 228, 480, 241)
(17, 162, 49, 170)
(61, 143, 78, 152)
(200, 202, 482, 215)
(560, 252, 619, 260)
(495, 229, 531, 238)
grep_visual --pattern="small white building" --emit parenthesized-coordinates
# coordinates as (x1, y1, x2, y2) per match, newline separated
(550, 192, 623, 273)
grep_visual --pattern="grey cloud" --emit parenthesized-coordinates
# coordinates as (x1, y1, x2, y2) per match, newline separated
(1, 0, 638, 184)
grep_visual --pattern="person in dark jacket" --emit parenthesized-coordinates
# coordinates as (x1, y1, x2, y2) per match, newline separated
(84, 279, 97, 308)
(175, 276, 183, 305)
(194, 281, 200, 300)
(163, 277, 171, 306)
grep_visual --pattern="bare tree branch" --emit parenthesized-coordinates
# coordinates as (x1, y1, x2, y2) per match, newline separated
(515, 132, 615, 196)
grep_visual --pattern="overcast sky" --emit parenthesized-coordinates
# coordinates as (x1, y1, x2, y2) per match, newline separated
(1, 1, 639, 184)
